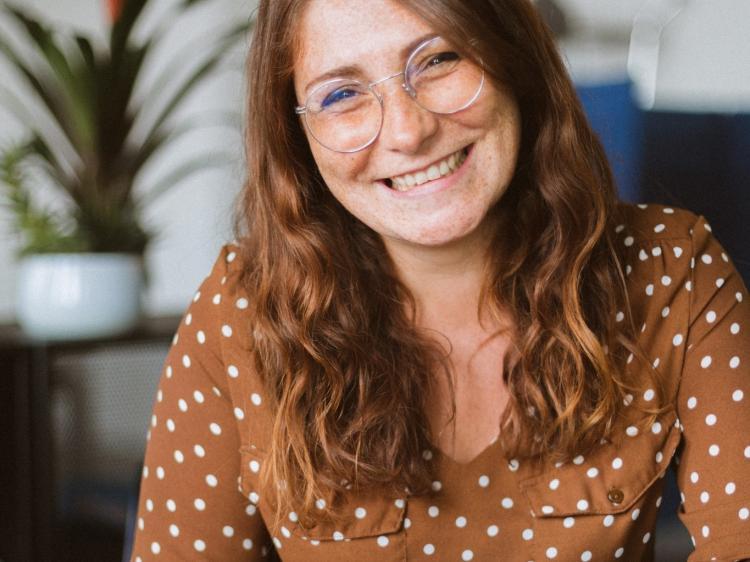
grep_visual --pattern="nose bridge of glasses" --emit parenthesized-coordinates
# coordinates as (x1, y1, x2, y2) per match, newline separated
(369, 70, 415, 99)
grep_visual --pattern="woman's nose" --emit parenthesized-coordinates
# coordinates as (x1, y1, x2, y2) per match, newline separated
(376, 82, 439, 154)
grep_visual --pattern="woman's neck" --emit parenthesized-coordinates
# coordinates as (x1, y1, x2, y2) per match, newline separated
(382, 223, 494, 332)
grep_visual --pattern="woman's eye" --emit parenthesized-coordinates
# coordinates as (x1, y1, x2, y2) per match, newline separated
(420, 51, 460, 72)
(321, 88, 359, 108)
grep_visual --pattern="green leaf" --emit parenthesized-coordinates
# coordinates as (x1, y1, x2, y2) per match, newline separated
(110, 0, 148, 68)
(0, 141, 86, 256)
(3, 6, 96, 151)
(0, 22, 86, 162)
(128, 109, 241, 177)
(72, 205, 150, 254)
(26, 133, 81, 198)
(0, 81, 43, 131)
(137, 21, 250, 152)
(0, 34, 65, 124)
(74, 34, 96, 72)
(100, 42, 152, 168)
(0, 84, 79, 180)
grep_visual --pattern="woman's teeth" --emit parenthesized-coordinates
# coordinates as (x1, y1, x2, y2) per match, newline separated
(390, 147, 468, 191)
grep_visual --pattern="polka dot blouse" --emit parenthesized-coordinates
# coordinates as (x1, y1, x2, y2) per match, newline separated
(130, 203, 750, 561)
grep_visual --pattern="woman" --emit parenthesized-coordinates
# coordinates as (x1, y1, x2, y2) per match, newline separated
(130, 0, 750, 560)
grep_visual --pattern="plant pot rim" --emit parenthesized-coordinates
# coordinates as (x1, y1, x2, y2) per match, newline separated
(19, 252, 145, 262)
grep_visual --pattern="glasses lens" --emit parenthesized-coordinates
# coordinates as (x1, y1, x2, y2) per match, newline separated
(304, 79, 383, 152)
(406, 36, 484, 114)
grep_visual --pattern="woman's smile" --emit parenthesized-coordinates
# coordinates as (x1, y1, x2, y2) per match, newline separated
(376, 144, 473, 198)
(381, 144, 471, 191)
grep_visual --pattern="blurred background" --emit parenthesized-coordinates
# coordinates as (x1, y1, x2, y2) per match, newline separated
(0, 0, 748, 561)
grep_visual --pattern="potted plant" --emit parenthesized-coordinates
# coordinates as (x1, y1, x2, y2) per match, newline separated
(0, 0, 252, 340)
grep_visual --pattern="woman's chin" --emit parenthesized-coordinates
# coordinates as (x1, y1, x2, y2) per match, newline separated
(381, 215, 489, 251)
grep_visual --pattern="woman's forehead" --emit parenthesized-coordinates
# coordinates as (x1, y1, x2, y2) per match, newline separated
(294, 0, 436, 82)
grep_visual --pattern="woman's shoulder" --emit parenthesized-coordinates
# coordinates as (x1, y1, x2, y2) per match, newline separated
(197, 240, 256, 346)
(201, 242, 244, 284)
(610, 201, 732, 297)
(610, 201, 713, 298)
(608, 203, 699, 395)
(192, 242, 275, 451)
(198, 242, 250, 304)
(612, 201, 701, 245)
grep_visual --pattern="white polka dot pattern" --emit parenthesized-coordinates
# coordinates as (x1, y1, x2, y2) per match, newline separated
(130, 205, 750, 561)
(130, 245, 277, 560)
(668, 211, 750, 561)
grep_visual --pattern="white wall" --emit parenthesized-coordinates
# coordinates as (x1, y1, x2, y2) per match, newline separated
(0, 0, 256, 322)
(558, 0, 750, 111)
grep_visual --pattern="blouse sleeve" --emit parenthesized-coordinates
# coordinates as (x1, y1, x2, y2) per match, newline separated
(129, 245, 275, 561)
(674, 214, 750, 561)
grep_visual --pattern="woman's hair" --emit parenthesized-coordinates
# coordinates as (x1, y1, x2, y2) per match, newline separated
(234, 0, 670, 532)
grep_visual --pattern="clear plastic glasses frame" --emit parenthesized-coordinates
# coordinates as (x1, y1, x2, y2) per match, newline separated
(295, 35, 485, 153)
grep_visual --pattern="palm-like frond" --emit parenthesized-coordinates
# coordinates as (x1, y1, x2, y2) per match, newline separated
(4, 6, 96, 150)
(0, 141, 89, 255)
(0, 0, 253, 255)
(0, 21, 84, 158)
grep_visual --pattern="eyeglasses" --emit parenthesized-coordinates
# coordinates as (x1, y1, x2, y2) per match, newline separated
(295, 36, 485, 153)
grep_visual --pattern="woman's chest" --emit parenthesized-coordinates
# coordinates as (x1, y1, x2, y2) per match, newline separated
(424, 331, 511, 465)
(239, 409, 682, 561)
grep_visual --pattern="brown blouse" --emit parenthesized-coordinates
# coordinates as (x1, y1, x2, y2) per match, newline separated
(130, 203, 750, 561)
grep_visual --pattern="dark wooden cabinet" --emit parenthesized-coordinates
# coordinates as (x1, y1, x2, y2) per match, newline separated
(0, 317, 179, 562)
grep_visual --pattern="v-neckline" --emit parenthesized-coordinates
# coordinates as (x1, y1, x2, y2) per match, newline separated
(431, 432, 502, 467)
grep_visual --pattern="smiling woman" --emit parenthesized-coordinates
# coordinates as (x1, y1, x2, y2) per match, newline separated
(293, 6, 520, 249)
(129, 0, 750, 561)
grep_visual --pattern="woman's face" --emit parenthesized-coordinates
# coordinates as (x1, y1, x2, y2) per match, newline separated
(293, 0, 521, 251)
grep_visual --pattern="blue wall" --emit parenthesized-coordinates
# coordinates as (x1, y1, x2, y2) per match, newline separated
(578, 81, 750, 286)
(577, 81, 643, 204)
(640, 112, 750, 285)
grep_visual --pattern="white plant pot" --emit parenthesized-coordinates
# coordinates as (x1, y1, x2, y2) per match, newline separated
(16, 253, 144, 341)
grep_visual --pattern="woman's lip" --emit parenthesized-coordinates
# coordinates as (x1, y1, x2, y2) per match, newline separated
(378, 144, 474, 198)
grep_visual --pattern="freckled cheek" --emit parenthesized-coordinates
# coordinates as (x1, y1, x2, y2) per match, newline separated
(454, 88, 511, 129)
(444, 111, 491, 137)
(314, 153, 372, 192)
(324, 184, 386, 230)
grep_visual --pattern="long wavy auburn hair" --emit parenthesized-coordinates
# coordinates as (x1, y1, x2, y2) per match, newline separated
(233, 0, 671, 532)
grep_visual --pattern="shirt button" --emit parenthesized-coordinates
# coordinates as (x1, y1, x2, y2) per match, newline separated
(607, 488, 624, 504)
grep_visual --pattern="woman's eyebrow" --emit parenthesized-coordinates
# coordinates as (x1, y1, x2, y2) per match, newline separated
(303, 32, 438, 95)
(304, 64, 363, 95)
